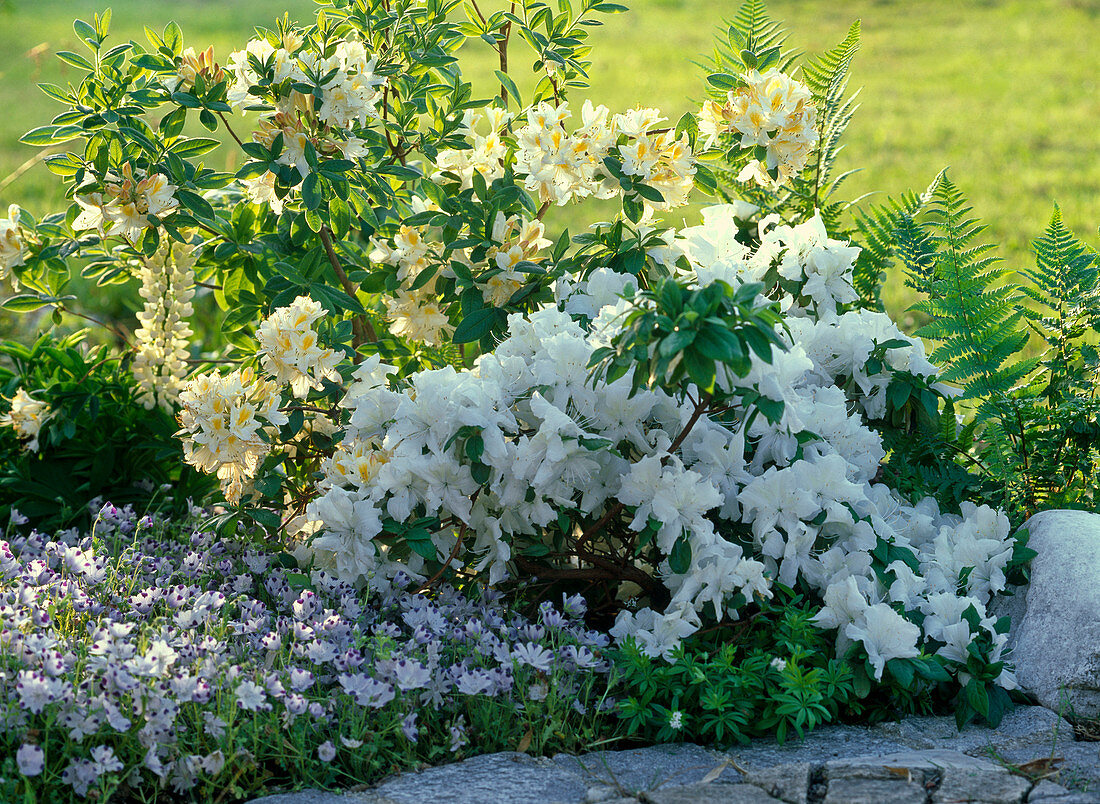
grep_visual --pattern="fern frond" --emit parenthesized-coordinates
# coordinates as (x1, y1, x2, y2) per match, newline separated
(907, 174, 1036, 420)
(800, 20, 861, 207)
(728, 0, 790, 55)
(1020, 205, 1100, 399)
(851, 170, 943, 307)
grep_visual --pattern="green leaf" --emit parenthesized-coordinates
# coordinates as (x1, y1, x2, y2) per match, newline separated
(162, 21, 184, 56)
(159, 107, 187, 138)
(176, 189, 215, 221)
(56, 51, 94, 71)
(965, 679, 990, 718)
(706, 73, 741, 90)
(250, 508, 282, 531)
(452, 307, 501, 344)
(169, 138, 221, 158)
(886, 658, 915, 689)
(376, 165, 422, 181)
(19, 125, 83, 146)
(668, 535, 692, 574)
(74, 19, 98, 46)
(329, 196, 353, 240)
(302, 173, 323, 211)
(408, 536, 438, 561)
(171, 91, 202, 109)
(494, 71, 522, 106)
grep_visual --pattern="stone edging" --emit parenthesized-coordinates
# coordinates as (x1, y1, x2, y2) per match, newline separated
(248, 707, 1100, 804)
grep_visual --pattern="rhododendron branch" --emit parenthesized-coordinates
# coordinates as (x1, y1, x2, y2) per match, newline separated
(497, 5, 513, 104)
(57, 304, 131, 346)
(417, 522, 467, 593)
(575, 391, 713, 554)
(513, 554, 660, 595)
(319, 225, 376, 349)
(216, 112, 245, 149)
(419, 489, 481, 592)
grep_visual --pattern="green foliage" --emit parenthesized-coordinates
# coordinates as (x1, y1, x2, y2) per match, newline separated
(1021, 205, 1100, 402)
(905, 175, 1037, 414)
(589, 278, 784, 399)
(851, 171, 944, 310)
(611, 594, 858, 746)
(0, 330, 215, 530)
(609, 589, 983, 745)
(861, 174, 1100, 519)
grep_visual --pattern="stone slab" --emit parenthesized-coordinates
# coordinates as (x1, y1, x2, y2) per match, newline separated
(741, 762, 812, 804)
(553, 743, 739, 792)
(247, 710, 1100, 804)
(371, 751, 589, 804)
(822, 778, 927, 804)
(721, 724, 909, 772)
(931, 765, 1033, 803)
(643, 784, 781, 804)
(872, 706, 1075, 756)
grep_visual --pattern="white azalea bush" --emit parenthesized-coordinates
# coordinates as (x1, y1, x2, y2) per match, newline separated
(0, 0, 1052, 793)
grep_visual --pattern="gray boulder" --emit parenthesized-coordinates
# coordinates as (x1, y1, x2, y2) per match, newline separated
(994, 510, 1100, 718)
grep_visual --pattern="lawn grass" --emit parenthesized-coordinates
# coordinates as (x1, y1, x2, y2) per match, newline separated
(0, 0, 1096, 331)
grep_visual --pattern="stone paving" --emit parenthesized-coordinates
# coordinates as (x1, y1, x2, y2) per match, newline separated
(248, 706, 1100, 804)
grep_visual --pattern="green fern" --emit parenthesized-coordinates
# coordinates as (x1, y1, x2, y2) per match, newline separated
(797, 20, 862, 214)
(906, 175, 1037, 414)
(851, 171, 943, 309)
(726, 0, 793, 64)
(1020, 205, 1100, 401)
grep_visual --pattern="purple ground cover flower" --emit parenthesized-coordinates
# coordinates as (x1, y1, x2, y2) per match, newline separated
(0, 503, 612, 802)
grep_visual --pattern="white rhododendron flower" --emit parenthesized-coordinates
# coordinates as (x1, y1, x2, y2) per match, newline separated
(768, 211, 860, 319)
(514, 101, 694, 210)
(433, 106, 513, 190)
(1, 389, 51, 452)
(72, 164, 179, 241)
(844, 602, 922, 680)
(256, 295, 341, 398)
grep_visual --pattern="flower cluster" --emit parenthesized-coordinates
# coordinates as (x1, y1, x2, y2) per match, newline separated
(307, 304, 770, 607)
(677, 206, 867, 321)
(256, 295, 342, 398)
(368, 200, 554, 344)
(0, 204, 25, 279)
(177, 368, 287, 504)
(227, 34, 386, 202)
(514, 101, 695, 210)
(0, 505, 611, 801)
(0, 388, 51, 452)
(480, 212, 553, 306)
(132, 240, 196, 410)
(369, 207, 456, 347)
(72, 163, 179, 241)
(433, 106, 513, 190)
(700, 67, 818, 186)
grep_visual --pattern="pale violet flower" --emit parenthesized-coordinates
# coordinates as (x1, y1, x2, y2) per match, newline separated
(17, 743, 44, 776)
